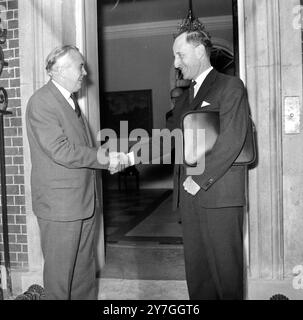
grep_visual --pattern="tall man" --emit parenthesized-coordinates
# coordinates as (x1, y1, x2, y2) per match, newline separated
(171, 28, 249, 299)
(26, 45, 126, 300)
(125, 25, 250, 299)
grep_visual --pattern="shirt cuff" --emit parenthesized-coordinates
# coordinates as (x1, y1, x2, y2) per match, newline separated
(127, 151, 135, 166)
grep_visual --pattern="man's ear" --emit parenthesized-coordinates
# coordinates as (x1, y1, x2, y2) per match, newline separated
(50, 65, 63, 82)
(195, 44, 207, 59)
(55, 65, 64, 76)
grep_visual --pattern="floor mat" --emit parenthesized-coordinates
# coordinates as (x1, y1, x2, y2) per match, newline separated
(103, 189, 183, 244)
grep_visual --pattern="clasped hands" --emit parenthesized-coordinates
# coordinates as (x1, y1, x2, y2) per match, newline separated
(108, 152, 130, 175)
(107, 153, 201, 195)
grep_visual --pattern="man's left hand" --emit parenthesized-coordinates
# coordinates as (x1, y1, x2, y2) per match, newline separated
(183, 176, 201, 196)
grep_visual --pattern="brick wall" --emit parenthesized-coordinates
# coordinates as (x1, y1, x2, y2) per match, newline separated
(0, 0, 27, 270)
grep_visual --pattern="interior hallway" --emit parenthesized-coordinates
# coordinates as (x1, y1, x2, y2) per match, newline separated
(98, 166, 189, 300)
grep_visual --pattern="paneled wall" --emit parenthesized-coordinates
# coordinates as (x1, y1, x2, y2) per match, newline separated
(242, 0, 303, 299)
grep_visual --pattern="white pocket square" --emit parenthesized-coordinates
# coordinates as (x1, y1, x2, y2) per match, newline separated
(201, 101, 210, 108)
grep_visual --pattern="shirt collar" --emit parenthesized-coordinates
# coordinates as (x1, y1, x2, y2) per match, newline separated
(52, 79, 72, 101)
(193, 66, 213, 96)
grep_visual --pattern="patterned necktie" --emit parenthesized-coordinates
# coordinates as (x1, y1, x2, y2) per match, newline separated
(189, 80, 196, 104)
(70, 93, 81, 118)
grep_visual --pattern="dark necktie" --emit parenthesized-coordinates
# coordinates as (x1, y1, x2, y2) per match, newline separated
(189, 80, 196, 104)
(70, 93, 88, 143)
(70, 93, 81, 118)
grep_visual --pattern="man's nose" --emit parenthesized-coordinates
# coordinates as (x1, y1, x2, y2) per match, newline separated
(82, 67, 87, 76)
(174, 57, 180, 69)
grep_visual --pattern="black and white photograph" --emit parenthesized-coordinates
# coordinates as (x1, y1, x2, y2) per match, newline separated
(0, 0, 302, 311)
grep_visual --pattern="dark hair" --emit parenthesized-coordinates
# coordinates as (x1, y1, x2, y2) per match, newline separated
(185, 31, 213, 58)
(175, 30, 213, 58)
(175, 16, 213, 58)
(45, 45, 80, 73)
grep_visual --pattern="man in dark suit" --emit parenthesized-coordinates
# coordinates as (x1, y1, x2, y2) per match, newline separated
(125, 24, 249, 299)
(170, 28, 249, 299)
(26, 45, 127, 300)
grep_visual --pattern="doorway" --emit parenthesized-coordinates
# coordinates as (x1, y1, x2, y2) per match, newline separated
(97, 0, 237, 295)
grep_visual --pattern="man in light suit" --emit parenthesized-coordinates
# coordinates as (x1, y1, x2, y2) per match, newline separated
(26, 45, 127, 300)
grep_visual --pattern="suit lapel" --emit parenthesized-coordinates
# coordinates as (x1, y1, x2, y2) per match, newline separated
(46, 81, 91, 145)
(190, 69, 218, 111)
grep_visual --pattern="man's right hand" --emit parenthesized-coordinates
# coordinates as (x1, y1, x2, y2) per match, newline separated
(108, 152, 130, 175)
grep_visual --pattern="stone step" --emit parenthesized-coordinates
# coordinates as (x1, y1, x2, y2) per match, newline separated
(98, 279, 189, 300)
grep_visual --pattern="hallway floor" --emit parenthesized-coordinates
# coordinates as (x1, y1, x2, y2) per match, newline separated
(100, 188, 189, 300)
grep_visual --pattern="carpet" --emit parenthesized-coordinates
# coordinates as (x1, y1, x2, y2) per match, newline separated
(103, 189, 183, 245)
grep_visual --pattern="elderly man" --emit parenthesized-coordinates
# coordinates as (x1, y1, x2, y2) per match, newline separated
(26, 45, 126, 300)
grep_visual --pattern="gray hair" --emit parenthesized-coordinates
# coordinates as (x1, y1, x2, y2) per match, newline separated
(45, 45, 80, 74)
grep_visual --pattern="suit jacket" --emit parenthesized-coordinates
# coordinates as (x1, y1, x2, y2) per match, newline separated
(172, 69, 249, 208)
(26, 80, 107, 221)
(134, 69, 249, 209)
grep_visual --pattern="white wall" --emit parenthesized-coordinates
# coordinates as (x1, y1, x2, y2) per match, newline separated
(103, 19, 234, 130)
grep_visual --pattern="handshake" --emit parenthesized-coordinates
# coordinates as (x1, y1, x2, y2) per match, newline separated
(108, 152, 132, 175)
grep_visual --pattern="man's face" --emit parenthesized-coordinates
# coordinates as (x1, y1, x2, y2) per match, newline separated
(173, 33, 201, 80)
(57, 50, 87, 93)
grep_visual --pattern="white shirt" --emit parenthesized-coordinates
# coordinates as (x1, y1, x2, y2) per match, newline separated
(52, 80, 76, 111)
(193, 66, 213, 97)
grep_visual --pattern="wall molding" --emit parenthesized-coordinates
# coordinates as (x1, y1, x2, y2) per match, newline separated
(19, 0, 58, 274)
(267, 0, 284, 280)
(243, 0, 284, 279)
(104, 15, 233, 40)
